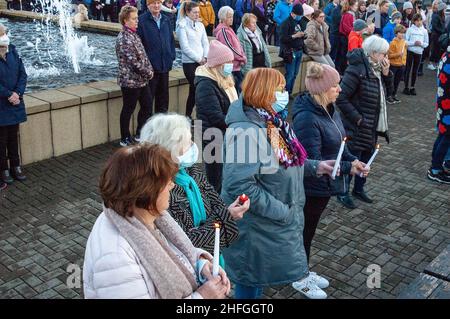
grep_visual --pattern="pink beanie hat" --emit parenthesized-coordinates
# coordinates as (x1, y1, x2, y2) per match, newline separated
(206, 40, 234, 68)
(302, 4, 314, 16)
(305, 63, 340, 95)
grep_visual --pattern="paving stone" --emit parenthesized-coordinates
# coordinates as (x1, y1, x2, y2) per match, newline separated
(0, 70, 449, 299)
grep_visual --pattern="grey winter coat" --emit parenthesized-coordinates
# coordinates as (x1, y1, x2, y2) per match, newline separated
(221, 97, 318, 287)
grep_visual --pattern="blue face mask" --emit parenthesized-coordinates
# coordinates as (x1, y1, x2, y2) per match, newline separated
(222, 63, 233, 77)
(177, 143, 199, 168)
(294, 15, 302, 22)
(272, 91, 289, 113)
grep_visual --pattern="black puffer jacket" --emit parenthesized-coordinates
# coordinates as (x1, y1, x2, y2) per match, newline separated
(293, 93, 357, 197)
(336, 48, 392, 152)
(194, 75, 231, 132)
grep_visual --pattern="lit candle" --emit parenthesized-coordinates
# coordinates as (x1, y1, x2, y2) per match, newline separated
(239, 194, 248, 205)
(332, 137, 347, 179)
(212, 222, 220, 277)
(360, 144, 380, 177)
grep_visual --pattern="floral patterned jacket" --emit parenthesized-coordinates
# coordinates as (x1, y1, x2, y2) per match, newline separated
(115, 28, 153, 88)
(437, 50, 450, 136)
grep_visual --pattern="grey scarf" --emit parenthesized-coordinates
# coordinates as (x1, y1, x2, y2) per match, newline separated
(244, 27, 262, 53)
(105, 208, 198, 299)
(369, 60, 388, 134)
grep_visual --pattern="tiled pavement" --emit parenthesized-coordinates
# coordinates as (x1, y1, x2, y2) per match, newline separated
(0, 70, 449, 299)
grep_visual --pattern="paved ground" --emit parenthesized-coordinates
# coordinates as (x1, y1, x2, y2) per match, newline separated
(0, 69, 449, 299)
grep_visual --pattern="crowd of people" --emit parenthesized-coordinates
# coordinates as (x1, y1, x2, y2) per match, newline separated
(1, 0, 449, 299)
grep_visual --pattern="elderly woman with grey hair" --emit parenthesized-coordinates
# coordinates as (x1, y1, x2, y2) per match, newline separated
(336, 35, 393, 209)
(140, 113, 249, 267)
(213, 6, 247, 93)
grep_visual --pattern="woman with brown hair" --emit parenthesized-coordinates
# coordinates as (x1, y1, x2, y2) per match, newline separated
(116, 5, 154, 147)
(304, 9, 334, 67)
(221, 67, 338, 299)
(83, 143, 231, 299)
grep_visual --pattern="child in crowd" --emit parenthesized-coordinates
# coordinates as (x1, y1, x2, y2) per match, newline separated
(387, 24, 407, 104)
(348, 19, 367, 52)
(382, 10, 401, 43)
(404, 13, 428, 96)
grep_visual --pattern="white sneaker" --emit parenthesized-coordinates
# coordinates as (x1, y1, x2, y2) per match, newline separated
(427, 63, 436, 71)
(292, 277, 328, 299)
(308, 272, 330, 289)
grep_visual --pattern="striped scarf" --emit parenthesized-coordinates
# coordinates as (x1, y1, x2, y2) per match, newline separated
(256, 109, 308, 168)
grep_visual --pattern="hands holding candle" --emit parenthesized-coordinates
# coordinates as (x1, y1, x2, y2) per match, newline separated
(332, 137, 347, 179)
(228, 194, 251, 221)
(359, 144, 380, 177)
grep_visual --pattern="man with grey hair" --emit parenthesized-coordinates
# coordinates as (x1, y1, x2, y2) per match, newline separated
(335, 35, 392, 209)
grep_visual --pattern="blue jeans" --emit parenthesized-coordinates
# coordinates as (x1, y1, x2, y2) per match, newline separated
(234, 284, 263, 299)
(285, 50, 303, 95)
(431, 134, 450, 171)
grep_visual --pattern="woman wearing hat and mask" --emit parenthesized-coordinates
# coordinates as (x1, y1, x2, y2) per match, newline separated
(0, 24, 27, 186)
(194, 40, 238, 193)
(222, 67, 341, 299)
(292, 62, 368, 275)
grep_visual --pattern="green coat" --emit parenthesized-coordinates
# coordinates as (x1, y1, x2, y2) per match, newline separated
(237, 26, 272, 76)
(221, 97, 317, 287)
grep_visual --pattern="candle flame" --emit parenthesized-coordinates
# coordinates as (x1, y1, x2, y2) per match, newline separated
(214, 222, 221, 229)
(376, 144, 380, 149)
(343, 137, 347, 142)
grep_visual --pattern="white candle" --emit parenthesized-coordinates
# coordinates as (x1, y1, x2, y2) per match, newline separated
(332, 137, 347, 179)
(212, 223, 220, 277)
(359, 144, 380, 177)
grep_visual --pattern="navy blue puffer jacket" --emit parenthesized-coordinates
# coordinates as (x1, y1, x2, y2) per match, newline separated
(293, 93, 357, 197)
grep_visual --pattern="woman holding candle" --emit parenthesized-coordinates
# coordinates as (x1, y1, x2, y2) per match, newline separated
(140, 113, 250, 266)
(221, 67, 339, 299)
(336, 35, 392, 209)
(83, 144, 231, 298)
(292, 62, 369, 269)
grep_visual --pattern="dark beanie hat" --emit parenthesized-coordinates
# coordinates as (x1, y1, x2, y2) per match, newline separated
(292, 4, 304, 16)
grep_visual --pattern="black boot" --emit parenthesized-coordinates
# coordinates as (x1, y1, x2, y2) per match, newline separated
(337, 194, 357, 209)
(11, 166, 26, 182)
(352, 190, 373, 203)
(1, 170, 14, 184)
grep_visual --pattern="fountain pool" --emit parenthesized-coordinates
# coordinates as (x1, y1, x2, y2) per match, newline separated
(0, 17, 181, 92)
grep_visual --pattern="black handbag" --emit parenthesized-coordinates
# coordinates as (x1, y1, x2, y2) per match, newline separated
(280, 47, 294, 64)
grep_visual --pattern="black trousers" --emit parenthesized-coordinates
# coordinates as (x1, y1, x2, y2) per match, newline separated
(404, 51, 421, 89)
(303, 196, 331, 262)
(430, 32, 442, 63)
(182, 62, 199, 118)
(335, 35, 348, 75)
(149, 72, 169, 114)
(0, 124, 20, 171)
(205, 25, 214, 36)
(120, 85, 152, 140)
(389, 65, 405, 96)
(102, 5, 115, 22)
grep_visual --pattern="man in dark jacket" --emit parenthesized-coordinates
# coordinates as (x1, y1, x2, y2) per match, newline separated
(279, 4, 304, 97)
(138, 0, 176, 115)
(329, 0, 342, 62)
(336, 45, 393, 208)
(0, 34, 27, 185)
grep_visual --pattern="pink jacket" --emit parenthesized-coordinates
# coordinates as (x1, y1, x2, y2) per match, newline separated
(213, 23, 247, 72)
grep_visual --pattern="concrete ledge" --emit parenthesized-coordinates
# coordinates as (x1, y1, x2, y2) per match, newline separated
(24, 95, 50, 115)
(86, 80, 121, 98)
(29, 89, 80, 110)
(57, 85, 108, 104)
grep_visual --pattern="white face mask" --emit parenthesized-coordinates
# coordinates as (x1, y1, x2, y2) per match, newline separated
(177, 142, 199, 168)
(222, 63, 234, 77)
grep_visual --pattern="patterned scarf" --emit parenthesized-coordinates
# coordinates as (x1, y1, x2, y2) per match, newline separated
(369, 59, 389, 133)
(256, 108, 308, 168)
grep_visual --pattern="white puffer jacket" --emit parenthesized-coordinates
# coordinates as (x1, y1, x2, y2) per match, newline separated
(83, 212, 207, 299)
(176, 17, 209, 64)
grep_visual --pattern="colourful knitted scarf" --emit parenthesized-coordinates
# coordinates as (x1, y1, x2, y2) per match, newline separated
(256, 108, 308, 168)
